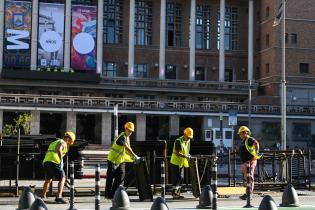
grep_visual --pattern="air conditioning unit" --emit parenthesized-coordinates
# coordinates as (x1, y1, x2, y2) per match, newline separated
(204, 129, 213, 141)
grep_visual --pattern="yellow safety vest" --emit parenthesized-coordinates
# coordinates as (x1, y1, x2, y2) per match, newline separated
(245, 137, 261, 160)
(170, 136, 190, 168)
(43, 139, 68, 164)
(108, 132, 134, 164)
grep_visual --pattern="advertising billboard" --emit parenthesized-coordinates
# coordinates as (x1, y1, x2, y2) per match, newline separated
(3, 0, 32, 68)
(37, 3, 64, 68)
(71, 5, 97, 72)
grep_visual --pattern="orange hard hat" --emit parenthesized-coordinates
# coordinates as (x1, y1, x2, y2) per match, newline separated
(184, 127, 194, 138)
(124, 122, 135, 132)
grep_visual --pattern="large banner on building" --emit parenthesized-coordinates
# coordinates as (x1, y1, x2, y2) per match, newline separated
(71, 5, 97, 72)
(3, 0, 32, 68)
(37, 3, 64, 68)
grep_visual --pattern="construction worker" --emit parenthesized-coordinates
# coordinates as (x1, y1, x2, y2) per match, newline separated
(238, 126, 261, 200)
(170, 127, 193, 199)
(105, 122, 139, 199)
(42, 131, 76, 203)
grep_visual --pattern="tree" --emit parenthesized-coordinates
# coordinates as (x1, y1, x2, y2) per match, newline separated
(2, 113, 32, 136)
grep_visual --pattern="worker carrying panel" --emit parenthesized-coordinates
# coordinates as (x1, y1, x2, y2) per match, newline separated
(133, 157, 153, 201)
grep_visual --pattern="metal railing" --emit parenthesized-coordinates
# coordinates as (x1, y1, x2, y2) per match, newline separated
(0, 93, 315, 114)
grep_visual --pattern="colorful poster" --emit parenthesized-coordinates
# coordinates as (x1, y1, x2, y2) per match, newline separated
(71, 5, 97, 72)
(37, 3, 64, 68)
(3, 0, 32, 68)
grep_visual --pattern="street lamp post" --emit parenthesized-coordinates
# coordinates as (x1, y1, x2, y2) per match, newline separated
(281, 0, 287, 151)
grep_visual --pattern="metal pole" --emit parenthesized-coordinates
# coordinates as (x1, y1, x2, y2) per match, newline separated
(67, 161, 77, 210)
(16, 128, 20, 196)
(280, 0, 287, 181)
(248, 80, 252, 128)
(212, 151, 217, 210)
(114, 104, 118, 138)
(161, 160, 165, 199)
(228, 149, 231, 186)
(95, 164, 100, 210)
(220, 113, 223, 147)
(243, 161, 253, 208)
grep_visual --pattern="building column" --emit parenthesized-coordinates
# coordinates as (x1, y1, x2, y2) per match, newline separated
(97, 0, 104, 75)
(136, 114, 146, 141)
(0, 1, 5, 72)
(128, 0, 135, 78)
(169, 115, 179, 137)
(101, 112, 112, 145)
(248, 0, 254, 81)
(30, 0, 39, 70)
(159, 0, 166, 79)
(0, 111, 3, 134)
(219, 0, 225, 82)
(66, 112, 76, 134)
(189, 0, 196, 81)
(30, 110, 40, 135)
(64, 0, 71, 72)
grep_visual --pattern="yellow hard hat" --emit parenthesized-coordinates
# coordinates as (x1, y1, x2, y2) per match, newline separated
(124, 122, 135, 132)
(64, 131, 76, 142)
(184, 127, 194, 138)
(238, 126, 251, 135)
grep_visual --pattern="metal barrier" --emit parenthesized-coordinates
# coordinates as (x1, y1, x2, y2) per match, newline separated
(218, 149, 312, 190)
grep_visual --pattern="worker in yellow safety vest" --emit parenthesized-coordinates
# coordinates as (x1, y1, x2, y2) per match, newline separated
(238, 126, 261, 200)
(42, 131, 76, 204)
(105, 122, 139, 199)
(170, 127, 193, 199)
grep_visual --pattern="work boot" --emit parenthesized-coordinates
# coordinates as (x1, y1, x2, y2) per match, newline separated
(239, 193, 252, 200)
(55, 197, 68, 204)
(172, 192, 184, 200)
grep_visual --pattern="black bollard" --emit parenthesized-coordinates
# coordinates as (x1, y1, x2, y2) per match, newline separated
(29, 198, 48, 210)
(16, 186, 35, 210)
(280, 183, 300, 207)
(67, 161, 77, 210)
(197, 185, 213, 209)
(258, 195, 278, 210)
(161, 159, 165, 199)
(243, 161, 253, 208)
(151, 197, 169, 210)
(95, 164, 101, 210)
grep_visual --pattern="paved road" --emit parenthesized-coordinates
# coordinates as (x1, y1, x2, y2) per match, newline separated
(2, 193, 315, 210)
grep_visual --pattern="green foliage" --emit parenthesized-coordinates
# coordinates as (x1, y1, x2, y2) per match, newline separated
(2, 113, 32, 136)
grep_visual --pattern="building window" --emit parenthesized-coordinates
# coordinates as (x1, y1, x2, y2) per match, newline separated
(292, 123, 311, 141)
(167, 2, 182, 47)
(103, 62, 117, 77)
(103, 0, 123, 44)
(217, 7, 239, 50)
(285, 33, 288, 44)
(165, 64, 176, 79)
(135, 0, 152, 45)
(134, 64, 148, 78)
(196, 5, 211, 49)
(291, 33, 297, 45)
(299, 63, 309, 73)
(265, 63, 269, 73)
(71, 0, 92, 5)
(224, 69, 232, 82)
(195, 66, 205, 81)
(265, 6, 269, 18)
(265, 34, 269, 47)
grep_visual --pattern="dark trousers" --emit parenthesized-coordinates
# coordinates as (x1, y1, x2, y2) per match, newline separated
(105, 160, 126, 198)
(171, 163, 184, 193)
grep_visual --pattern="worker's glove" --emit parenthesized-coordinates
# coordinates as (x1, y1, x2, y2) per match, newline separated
(186, 154, 192, 162)
(59, 161, 64, 171)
